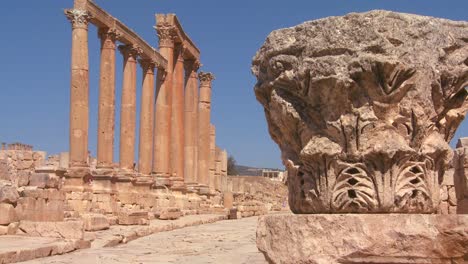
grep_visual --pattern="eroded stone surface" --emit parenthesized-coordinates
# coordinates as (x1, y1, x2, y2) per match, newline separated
(252, 11, 468, 213)
(257, 214, 468, 264)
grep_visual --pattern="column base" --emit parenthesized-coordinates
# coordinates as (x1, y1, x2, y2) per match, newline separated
(170, 176, 186, 192)
(257, 214, 468, 264)
(90, 169, 114, 194)
(63, 166, 91, 192)
(185, 182, 199, 193)
(196, 184, 210, 195)
(151, 173, 172, 188)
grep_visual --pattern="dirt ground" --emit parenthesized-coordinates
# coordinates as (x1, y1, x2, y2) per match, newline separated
(22, 217, 267, 264)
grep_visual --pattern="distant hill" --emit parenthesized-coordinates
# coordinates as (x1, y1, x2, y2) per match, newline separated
(233, 164, 283, 176)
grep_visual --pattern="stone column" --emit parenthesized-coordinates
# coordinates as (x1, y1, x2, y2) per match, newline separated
(96, 28, 118, 169)
(215, 146, 222, 191)
(118, 45, 140, 171)
(138, 59, 156, 175)
(209, 124, 216, 191)
(197, 72, 215, 193)
(183, 59, 200, 190)
(153, 24, 175, 186)
(65, 9, 92, 169)
(170, 44, 186, 190)
(221, 149, 228, 176)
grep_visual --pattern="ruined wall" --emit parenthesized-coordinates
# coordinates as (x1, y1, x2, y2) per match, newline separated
(227, 176, 289, 218)
(0, 148, 67, 235)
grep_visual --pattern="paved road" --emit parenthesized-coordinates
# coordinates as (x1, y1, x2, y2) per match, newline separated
(23, 217, 267, 264)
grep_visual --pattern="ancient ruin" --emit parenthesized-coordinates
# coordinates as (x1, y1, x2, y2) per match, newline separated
(253, 10, 468, 263)
(0, 1, 288, 262)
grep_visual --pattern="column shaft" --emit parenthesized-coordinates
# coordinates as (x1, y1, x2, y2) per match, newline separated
(118, 45, 140, 170)
(197, 72, 215, 188)
(138, 59, 156, 175)
(153, 26, 175, 183)
(183, 60, 200, 186)
(209, 124, 216, 190)
(65, 9, 91, 168)
(97, 28, 117, 168)
(170, 45, 185, 188)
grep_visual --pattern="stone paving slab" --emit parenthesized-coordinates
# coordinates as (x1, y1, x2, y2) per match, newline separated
(0, 236, 89, 264)
(21, 216, 266, 264)
(0, 214, 227, 264)
(90, 214, 227, 248)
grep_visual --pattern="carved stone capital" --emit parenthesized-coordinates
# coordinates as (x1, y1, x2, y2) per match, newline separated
(198, 72, 215, 86)
(98, 27, 121, 43)
(65, 9, 92, 29)
(139, 58, 156, 72)
(184, 60, 201, 78)
(118, 44, 142, 60)
(157, 66, 168, 82)
(155, 23, 177, 47)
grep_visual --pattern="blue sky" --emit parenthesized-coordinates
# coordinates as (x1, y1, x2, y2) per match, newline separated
(0, 0, 467, 169)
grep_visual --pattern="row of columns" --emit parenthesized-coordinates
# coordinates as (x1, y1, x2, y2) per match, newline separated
(65, 9, 221, 192)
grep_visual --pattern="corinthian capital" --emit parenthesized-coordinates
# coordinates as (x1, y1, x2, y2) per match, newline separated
(184, 60, 201, 78)
(65, 9, 92, 28)
(155, 23, 177, 47)
(198, 72, 215, 86)
(118, 44, 143, 60)
(98, 27, 121, 42)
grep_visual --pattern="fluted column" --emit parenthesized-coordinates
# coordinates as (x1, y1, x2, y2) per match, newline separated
(65, 9, 92, 169)
(97, 28, 118, 169)
(197, 72, 215, 192)
(138, 59, 156, 175)
(170, 44, 186, 190)
(153, 24, 175, 186)
(118, 44, 140, 171)
(184, 59, 200, 188)
(209, 124, 216, 190)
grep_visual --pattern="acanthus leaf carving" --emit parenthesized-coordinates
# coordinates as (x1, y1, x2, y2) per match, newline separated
(65, 9, 92, 28)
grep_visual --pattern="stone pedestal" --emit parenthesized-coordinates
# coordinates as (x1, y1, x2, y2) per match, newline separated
(257, 214, 468, 264)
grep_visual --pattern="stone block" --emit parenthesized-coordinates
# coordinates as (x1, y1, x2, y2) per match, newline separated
(0, 184, 19, 204)
(17, 171, 30, 187)
(81, 213, 110, 231)
(67, 199, 91, 213)
(118, 211, 148, 225)
(22, 151, 33, 161)
(157, 207, 182, 220)
(19, 220, 84, 239)
(15, 195, 64, 222)
(0, 203, 18, 225)
(118, 192, 137, 204)
(223, 192, 234, 209)
(228, 208, 240, 219)
(28, 173, 49, 188)
(8, 222, 19, 235)
(0, 225, 8, 235)
(257, 214, 468, 264)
